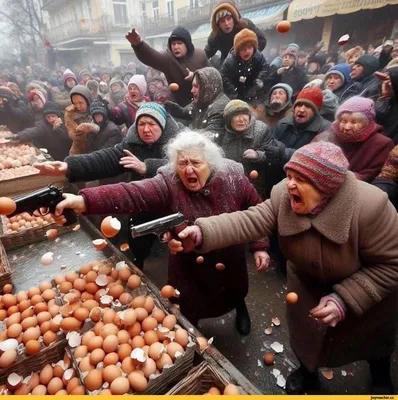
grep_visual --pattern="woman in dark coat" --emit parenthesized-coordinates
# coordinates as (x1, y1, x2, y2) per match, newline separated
(52, 130, 270, 335)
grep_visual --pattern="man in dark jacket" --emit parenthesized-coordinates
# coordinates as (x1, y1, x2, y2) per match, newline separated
(205, 0, 266, 65)
(126, 26, 209, 107)
(12, 101, 71, 161)
(351, 55, 380, 100)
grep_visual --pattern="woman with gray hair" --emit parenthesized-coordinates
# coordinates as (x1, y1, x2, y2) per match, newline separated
(52, 130, 270, 334)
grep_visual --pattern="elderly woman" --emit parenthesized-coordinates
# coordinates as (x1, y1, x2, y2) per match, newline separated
(313, 96, 394, 182)
(172, 142, 398, 394)
(220, 99, 282, 199)
(53, 131, 270, 335)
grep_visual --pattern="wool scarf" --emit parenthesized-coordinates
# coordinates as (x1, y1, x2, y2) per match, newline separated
(333, 120, 376, 143)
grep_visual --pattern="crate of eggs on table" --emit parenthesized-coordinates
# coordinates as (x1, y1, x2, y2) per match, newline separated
(53, 258, 196, 395)
(0, 144, 38, 180)
(0, 282, 67, 383)
(0, 352, 85, 395)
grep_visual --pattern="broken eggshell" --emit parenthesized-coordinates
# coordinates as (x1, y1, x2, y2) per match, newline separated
(41, 252, 54, 266)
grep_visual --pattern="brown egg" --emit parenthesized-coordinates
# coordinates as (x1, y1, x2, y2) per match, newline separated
(81, 292, 95, 302)
(99, 389, 112, 395)
(32, 384, 47, 395)
(17, 299, 31, 313)
(7, 305, 19, 317)
(39, 364, 54, 385)
(0, 349, 17, 368)
(168, 83, 179, 92)
(14, 383, 30, 395)
(25, 339, 41, 355)
(27, 287, 41, 299)
(148, 342, 165, 360)
(54, 275, 66, 285)
(151, 308, 166, 323)
(101, 323, 119, 339)
(109, 284, 124, 299)
(143, 297, 155, 313)
(0, 310, 6, 321)
(21, 307, 34, 320)
(121, 357, 135, 374)
(100, 216, 121, 238)
(128, 371, 148, 392)
(86, 335, 104, 352)
(94, 322, 105, 336)
(43, 330, 57, 346)
(135, 307, 148, 322)
(103, 309, 116, 324)
(47, 377, 63, 395)
(81, 299, 99, 312)
(167, 342, 184, 360)
(0, 197, 16, 215)
(85, 282, 99, 295)
(40, 320, 51, 335)
(118, 343, 132, 361)
(60, 317, 81, 332)
(85, 369, 103, 391)
(2, 294, 17, 308)
(59, 282, 73, 294)
(30, 294, 44, 306)
(144, 330, 158, 346)
(131, 296, 146, 309)
(81, 331, 95, 347)
(55, 389, 68, 395)
(103, 335, 119, 353)
(131, 335, 145, 349)
(48, 304, 60, 318)
(66, 377, 80, 394)
(79, 263, 92, 275)
(6, 312, 21, 327)
(162, 314, 177, 330)
(73, 345, 88, 359)
(110, 376, 130, 395)
(276, 20, 291, 33)
(34, 302, 48, 314)
(79, 356, 94, 372)
(22, 326, 41, 344)
(110, 269, 120, 280)
(160, 285, 175, 299)
(70, 385, 86, 395)
(50, 317, 62, 332)
(141, 316, 158, 332)
(65, 272, 78, 284)
(117, 329, 130, 344)
(7, 323, 23, 338)
(103, 352, 119, 366)
(119, 268, 132, 281)
(175, 328, 189, 347)
(16, 291, 28, 302)
(37, 311, 52, 325)
(141, 358, 157, 378)
(127, 274, 141, 290)
(90, 348, 106, 365)
(215, 263, 225, 271)
(86, 270, 97, 283)
(42, 289, 56, 302)
(249, 170, 259, 180)
(196, 256, 204, 264)
(2, 283, 12, 294)
(263, 352, 275, 365)
(89, 307, 102, 323)
(38, 281, 53, 293)
(122, 309, 137, 326)
(128, 322, 142, 338)
(99, 264, 112, 276)
(103, 365, 122, 383)
(73, 307, 89, 322)
(286, 292, 299, 304)
(224, 384, 240, 395)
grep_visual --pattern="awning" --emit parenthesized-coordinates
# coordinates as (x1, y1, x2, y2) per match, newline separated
(191, 1, 290, 39)
(287, 0, 398, 22)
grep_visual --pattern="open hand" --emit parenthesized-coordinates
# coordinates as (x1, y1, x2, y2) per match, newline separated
(33, 161, 68, 177)
(120, 149, 147, 175)
(125, 28, 143, 46)
(53, 193, 86, 225)
(254, 251, 270, 272)
(184, 68, 194, 81)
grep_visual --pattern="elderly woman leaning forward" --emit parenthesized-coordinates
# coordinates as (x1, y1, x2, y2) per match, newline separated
(52, 131, 270, 335)
(170, 142, 398, 395)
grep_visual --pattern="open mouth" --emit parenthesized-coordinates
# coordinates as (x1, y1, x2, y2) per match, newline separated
(187, 178, 198, 184)
(290, 193, 302, 209)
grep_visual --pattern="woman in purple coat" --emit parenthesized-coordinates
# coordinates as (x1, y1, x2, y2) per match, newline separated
(53, 130, 270, 335)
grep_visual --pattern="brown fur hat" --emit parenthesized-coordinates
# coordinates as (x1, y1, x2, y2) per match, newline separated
(210, 0, 240, 32)
(234, 28, 258, 55)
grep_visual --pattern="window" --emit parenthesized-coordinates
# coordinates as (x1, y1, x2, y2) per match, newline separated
(167, 0, 174, 17)
(152, 1, 159, 20)
(113, 0, 128, 25)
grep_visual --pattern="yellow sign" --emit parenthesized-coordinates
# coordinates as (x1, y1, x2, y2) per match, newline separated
(288, 0, 398, 21)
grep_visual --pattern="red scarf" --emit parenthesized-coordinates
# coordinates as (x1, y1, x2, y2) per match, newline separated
(333, 120, 376, 143)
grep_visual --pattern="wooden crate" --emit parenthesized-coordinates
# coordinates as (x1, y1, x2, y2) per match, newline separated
(0, 239, 11, 288)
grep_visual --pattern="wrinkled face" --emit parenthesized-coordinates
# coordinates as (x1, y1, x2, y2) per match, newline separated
(231, 113, 250, 132)
(218, 16, 234, 34)
(350, 63, 364, 80)
(171, 41, 187, 58)
(128, 84, 143, 102)
(111, 83, 123, 93)
(72, 94, 88, 112)
(283, 54, 295, 67)
(307, 62, 318, 73)
(191, 77, 200, 103)
(294, 103, 314, 124)
(94, 114, 104, 124)
(32, 94, 44, 110)
(286, 169, 324, 214)
(338, 112, 368, 135)
(270, 88, 287, 107)
(66, 78, 76, 89)
(325, 73, 343, 91)
(137, 116, 162, 144)
(45, 114, 58, 125)
(239, 45, 254, 62)
(177, 149, 211, 192)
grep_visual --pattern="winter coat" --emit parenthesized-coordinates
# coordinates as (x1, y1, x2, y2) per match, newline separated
(84, 121, 122, 153)
(52, 89, 72, 110)
(195, 171, 398, 371)
(332, 82, 360, 104)
(65, 114, 181, 183)
(270, 67, 308, 100)
(132, 41, 209, 107)
(355, 74, 380, 101)
(260, 102, 292, 129)
(110, 100, 140, 128)
(0, 100, 33, 133)
(79, 160, 268, 321)
(219, 118, 276, 199)
(15, 119, 71, 161)
(313, 125, 394, 182)
(221, 49, 269, 102)
(103, 79, 127, 108)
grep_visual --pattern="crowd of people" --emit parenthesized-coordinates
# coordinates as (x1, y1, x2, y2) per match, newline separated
(0, 0, 397, 395)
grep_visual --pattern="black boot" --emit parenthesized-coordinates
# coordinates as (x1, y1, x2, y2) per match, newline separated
(285, 366, 319, 395)
(235, 299, 251, 335)
(369, 357, 394, 394)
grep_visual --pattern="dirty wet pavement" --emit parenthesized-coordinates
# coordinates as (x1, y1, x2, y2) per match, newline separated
(142, 240, 398, 395)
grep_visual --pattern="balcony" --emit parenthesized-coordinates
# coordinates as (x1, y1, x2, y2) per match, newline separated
(142, 14, 176, 34)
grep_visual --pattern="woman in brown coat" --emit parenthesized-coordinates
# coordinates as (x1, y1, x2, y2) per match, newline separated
(173, 142, 398, 395)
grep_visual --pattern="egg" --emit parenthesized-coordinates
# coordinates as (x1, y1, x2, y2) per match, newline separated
(117, 329, 130, 344)
(42, 289, 56, 302)
(85, 282, 99, 295)
(215, 263, 225, 271)
(39, 281, 52, 293)
(0, 197, 16, 215)
(167, 342, 184, 360)
(196, 256, 204, 264)
(148, 342, 165, 360)
(249, 170, 259, 180)
(43, 330, 57, 346)
(66, 377, 80, 394)
(7, 305, 19, 317)
(208, 387, 221, 395)
(156, 353, 173, 370)
(81, 299, 99, 312)
(151, 308, 166, 323)
(7, 323, 23, 338)
(65, 272, 78, 284)
(85, 270, 97, 283)
(45, 229, 58, 240)
(160, 285, 175, 299)
(73, 307, 89, 322)
(175, 328, 189, 347)
(2, 294, 17, 308)
(60, 317, 81, 332)
(32, 384, 47, 395)
(224, 384, 240, 395)
(16, 291, 28, 302)
(128, 371, 148, 392)
(141, 358, 156, 378)
(59, 281, 72, 294)
(168, 83, 179, 92)
(92, 239, 107, 251)
(102, 365, 122, 384)
(2, 284, 12, 294)
(100, 216, 121, 238)
(86, 335, 103, 352)
(131, 335, 145, 350)
(47, 377, 63, 395)
(79, 356, 94, 372)
(14, 383, 30, 395)
(162, 314, 177, 330)
(22, 327, 41, 344)
(102, 309, 116, 324)
(132, 295, 146, 308)
(90, 348, 106, 365)
(94, 322, 105, 336)
(286, 292, 299, 304)
(41, 252, 54, 266)
(39, 364, 54, 385)
(110, 376, 130, 395)
(30, 294, 44, 306)
(70, 386, 86, 395)
(0, 310, 6, 321)
(144, 330, 159, 346)
(120, 242, 129, 252)
(25, 339, 41, 355)
(109, 284, 124, 299)
(103, 352, 119, 366)
(103, 335, 119, 353)
(21, 315, 38, 330)
(263, 352, 275, 365)
(0, 349, 17, 368)
(128, 321, 142, 338)
(20, 307, 34, 320)
(37, 311, 52, 325)
(276, 20, 291, 33)
(40, 320, 51, 335)
(54, 275, 66, 285)
(85, 369, 103, 391)
(101, 323, 119, 339)
(119, 268, 132, 282)
(73, 345, 88, 359)
(141, 316, 157, 332)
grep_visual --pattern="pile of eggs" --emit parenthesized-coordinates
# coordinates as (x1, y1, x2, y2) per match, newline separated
(0, 144, 36, 170)
(204, 384, 241, 395)
(0, 282, 62, 367)
(3, 212, 54, 234)
(0, 131, 12, 139)
(0, 165, 39, 181)
(0, 355, 85, 395)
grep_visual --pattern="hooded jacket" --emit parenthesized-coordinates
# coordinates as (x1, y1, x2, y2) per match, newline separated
(324, 63, 359, 103)
(65, 114, 181, 183)
(353, 55, 380, 100)
(103, 78, 127, 108)
(205, 0, 266, 64)
(132, 27, 209, 107)
(52, 68, 77, 110)
(262, 83, 293, 128)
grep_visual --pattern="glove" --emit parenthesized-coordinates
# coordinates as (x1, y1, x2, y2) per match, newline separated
(164, 101, 185, 119)
(264, 141, 286, 162)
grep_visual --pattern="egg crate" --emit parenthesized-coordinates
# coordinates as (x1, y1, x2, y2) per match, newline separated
(166, 361, 246, 395)
(0, 215, 76, 251)
(0, 240, 11, 288)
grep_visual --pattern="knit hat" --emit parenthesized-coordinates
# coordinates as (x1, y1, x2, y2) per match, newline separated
(354, 55, 379, 78)
(294, 87, 323, 113)
(136, 102, 167, 130)
(28, 88, 46, 105)
(109, 78, 125, 90)
(210, 1, 240, 31)
(282, 46, 298, 60)
(0, 86, 16, 100)
(128, 75, 147, 97)
(90, 98, 109, 119)
(79, 69, 92, 79)
(284, 142, 349, 196)
(63, 68, 77, 85)
(324, 63, 351, 85)
(234, 28, 258, 55)
(216, 9, 232, 24)
(269, 83, 293, 102)
(223, 99, 251, 128)
(168, 27, 194, 56)
(377, 145, 398, 181)
(43, 101, 62, 117)
(335, 96, 375, 122)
